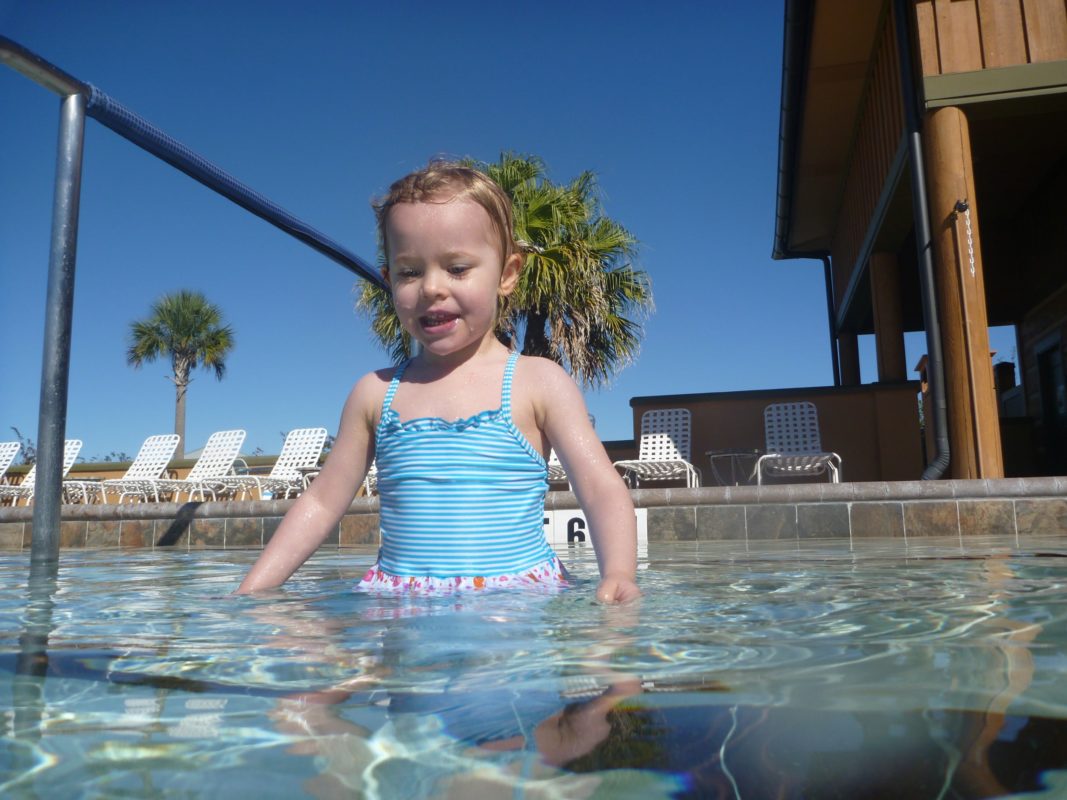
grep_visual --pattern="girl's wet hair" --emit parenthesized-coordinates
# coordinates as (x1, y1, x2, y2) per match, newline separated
(373, 160, 519, 263)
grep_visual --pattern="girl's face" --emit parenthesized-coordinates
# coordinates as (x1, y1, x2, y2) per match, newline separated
(383, 196, 520, 362)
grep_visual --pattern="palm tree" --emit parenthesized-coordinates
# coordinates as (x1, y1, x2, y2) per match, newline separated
(358, 153, 653, 388)
(127, 290, 235, 459)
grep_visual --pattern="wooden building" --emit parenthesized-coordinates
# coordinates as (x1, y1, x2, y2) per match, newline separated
(775, 0, 1067, 478)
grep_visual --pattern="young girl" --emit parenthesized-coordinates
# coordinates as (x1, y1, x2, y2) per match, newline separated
(236, 162, 639, 603)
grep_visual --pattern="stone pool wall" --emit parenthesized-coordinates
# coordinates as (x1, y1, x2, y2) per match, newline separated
(1, 477, 1066, 551)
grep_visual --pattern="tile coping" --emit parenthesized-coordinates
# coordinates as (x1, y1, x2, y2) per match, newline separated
(3, 479, 1064, 551)
(1, 477, 1065, 523)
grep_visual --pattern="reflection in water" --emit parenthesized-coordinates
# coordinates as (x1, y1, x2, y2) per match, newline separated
(255, 592, 685, 797)
(2, 545, 1067, 797)
(559, 703, 1067, 799)
(15, 560, 59, 703)
(9, 559, 60, 797)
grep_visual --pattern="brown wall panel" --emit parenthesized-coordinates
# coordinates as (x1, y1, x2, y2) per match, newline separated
(916, 0, 943, 76)
(916, 0, 1067, 75)
(629, 383, 923, 484)
(935, 0, 985, 72)
(978, 0, 1029, 67)
(1022, 0, 1067, 61)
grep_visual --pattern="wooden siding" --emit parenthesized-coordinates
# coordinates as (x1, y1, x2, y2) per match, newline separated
(915, 0, 1067, 76)
(830, 6, 905, 312)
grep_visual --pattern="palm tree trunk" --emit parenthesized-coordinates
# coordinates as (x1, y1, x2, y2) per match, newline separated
(523, 308, 552, 359)
(173, 358, 190, 459)
(174, 380, 187, 460)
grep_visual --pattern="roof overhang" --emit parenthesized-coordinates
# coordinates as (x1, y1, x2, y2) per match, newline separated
(773, 0, 885, 260)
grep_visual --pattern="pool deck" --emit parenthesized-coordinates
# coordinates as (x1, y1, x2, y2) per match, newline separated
(1, 477, 1065, 551)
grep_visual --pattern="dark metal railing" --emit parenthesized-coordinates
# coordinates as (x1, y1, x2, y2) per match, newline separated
(1, 35, 386, 561)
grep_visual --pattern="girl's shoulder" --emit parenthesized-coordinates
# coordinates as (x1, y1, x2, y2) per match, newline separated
(353, 365, 399, 393)
(513, 353, 570, 383)
(344, 366, 400, 417)
(510, 355, 587, 431)
(372, 363, 404, 383)
(512, 354, 581, 405)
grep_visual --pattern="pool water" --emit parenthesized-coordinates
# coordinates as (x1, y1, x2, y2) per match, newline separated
(3, 540, 1067, 798)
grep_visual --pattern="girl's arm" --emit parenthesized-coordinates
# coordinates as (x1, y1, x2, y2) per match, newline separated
(235, 373, 381, 594)
(530, 361, 641, 603)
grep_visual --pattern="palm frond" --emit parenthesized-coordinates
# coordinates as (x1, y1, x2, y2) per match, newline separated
(356, 280, 412, 363)
(127, 290, 234, 380)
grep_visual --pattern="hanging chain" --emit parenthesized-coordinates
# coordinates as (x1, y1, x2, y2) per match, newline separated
(962, 205, 975, 278)
(954, 199, 975, 278)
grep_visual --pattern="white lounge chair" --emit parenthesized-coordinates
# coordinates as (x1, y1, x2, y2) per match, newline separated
(613, 408, 701, 488)
(755, 401, 842, 485)
(547, 449, 570, 489)
(546, 414, 598, 489)
(0, 442, 21, 485)
(361, 461, 378, 496)
(0, 439, 82, 506)
(216, 427, 327, 500)
(130, 429, 246, 502)
(65, 433, 181, 503)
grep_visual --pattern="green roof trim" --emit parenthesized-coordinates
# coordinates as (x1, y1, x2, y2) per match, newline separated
(924, 61, 1067, 108)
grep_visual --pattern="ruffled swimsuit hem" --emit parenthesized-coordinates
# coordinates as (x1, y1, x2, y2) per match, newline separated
(378, 406, 503, 435)
(355, 555, 570, 594)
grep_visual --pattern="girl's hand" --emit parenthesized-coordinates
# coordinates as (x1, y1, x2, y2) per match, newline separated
(596, 576, 641, 604)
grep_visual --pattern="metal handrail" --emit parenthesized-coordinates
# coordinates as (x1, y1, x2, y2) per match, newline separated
(0, 35, 88, 95)
(1, 35, 385, 560)
(0, 36, 383, 286)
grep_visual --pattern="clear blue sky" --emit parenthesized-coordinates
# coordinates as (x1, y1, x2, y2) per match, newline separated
(1, 1, 1015, 460)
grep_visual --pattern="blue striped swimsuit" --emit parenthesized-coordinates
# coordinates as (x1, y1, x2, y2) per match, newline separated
(358, 352, 567, 592)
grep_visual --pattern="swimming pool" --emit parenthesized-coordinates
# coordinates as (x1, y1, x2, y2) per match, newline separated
(2, 539, 1067, 798)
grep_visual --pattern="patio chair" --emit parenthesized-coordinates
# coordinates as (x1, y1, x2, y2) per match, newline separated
(755, 401, 842, 485)
(546, 413, 597, 489)
(0, 439, 82, 506)
(216, 427, 327, 500)
(612, 408, 701, 488)
(547, 449, 570, 489)
(129, 429, 246, 502)
(65, 433, 180, 503)
(0, 442, 21, 485)
(361, 461, 378, 496)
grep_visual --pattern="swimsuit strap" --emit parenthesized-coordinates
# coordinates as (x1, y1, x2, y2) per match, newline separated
(381, 359, 412, 414)
(382, 353, 517, 417)
(501, 351, 520, 418)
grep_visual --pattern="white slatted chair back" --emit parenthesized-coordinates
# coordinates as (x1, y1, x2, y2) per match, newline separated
(638, 409, 691, 462)
(64, 439, 83, 471)
(19, 464, 37, 489)
(270, 427, 328, 479)
(63, 439, 84, 475)
(20, 439, 82, 489)
(186, 430, 246, 480)
(547, 449, 567, 483)
(764, 402, 824, 454)
(123, 434, 181, 479)
(362, 461, 379, 495)
(0, 442, 20, 479)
